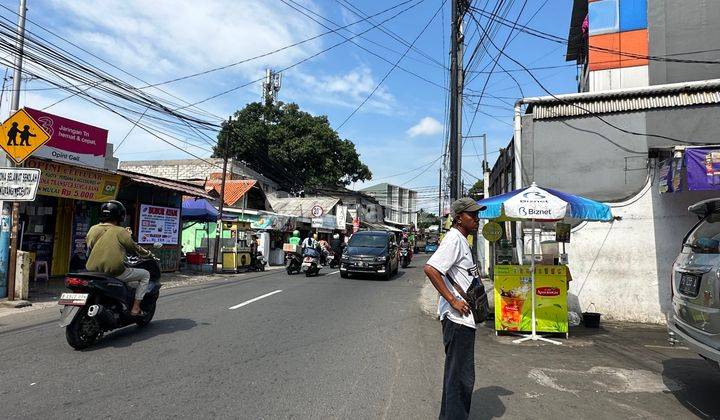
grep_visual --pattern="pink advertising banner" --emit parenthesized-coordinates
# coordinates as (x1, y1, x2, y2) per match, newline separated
(25, 107, 108, 169)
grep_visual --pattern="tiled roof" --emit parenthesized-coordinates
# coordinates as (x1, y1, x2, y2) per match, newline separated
(205, 179, 257, 206)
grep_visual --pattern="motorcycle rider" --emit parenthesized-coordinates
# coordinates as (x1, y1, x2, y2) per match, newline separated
(301, 232, 317, 253)
(400, 232, 413, 261)
(85, 200, 152, 317)
(330, 233, 343, 265)
(288, 230, 301, 247)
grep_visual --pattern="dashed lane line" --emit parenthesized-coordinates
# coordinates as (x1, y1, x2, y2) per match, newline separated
(228, 290, 283, 310)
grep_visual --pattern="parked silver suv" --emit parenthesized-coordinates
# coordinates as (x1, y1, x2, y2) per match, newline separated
(669, 199, 720, 367)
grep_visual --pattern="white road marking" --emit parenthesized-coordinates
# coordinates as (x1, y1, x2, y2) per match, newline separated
(328, 270, 340, 275)
(528, 366, 683, 394)
(228, 290, 282, 310)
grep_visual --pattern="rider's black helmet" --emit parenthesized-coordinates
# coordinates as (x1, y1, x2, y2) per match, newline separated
(99, 200, 126, 224)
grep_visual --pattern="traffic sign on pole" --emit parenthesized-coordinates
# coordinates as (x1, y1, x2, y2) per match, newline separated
(0, 108, 51, 165)
(0, 167, 40, 201)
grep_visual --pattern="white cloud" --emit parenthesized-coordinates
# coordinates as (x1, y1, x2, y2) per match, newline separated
(46, 0, 324, 79)
(407, 117, 443, 138)
(290, 67, 395, 114)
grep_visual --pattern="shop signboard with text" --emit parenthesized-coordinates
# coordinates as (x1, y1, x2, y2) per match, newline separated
(494, 265, 568, 334)
(25, 108, 108, 169)
(26, 158, 120, 202)
(138, 204, 180, 245)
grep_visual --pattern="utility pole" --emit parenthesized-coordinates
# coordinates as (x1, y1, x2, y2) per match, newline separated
(482, 133, 491, 276)
(449, 0, 465, 202)
(437, 167, 442, 231)
(3, 0, 27, 300)
(212, 117, 232, 273)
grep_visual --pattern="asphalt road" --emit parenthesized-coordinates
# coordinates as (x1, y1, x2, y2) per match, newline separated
(1, 254, 720, 419)
(0, 256, 444, 419)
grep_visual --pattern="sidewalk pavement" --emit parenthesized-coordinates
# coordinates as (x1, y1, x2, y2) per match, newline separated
(0, 265, 285, 319)
(419, 278, 720, 418)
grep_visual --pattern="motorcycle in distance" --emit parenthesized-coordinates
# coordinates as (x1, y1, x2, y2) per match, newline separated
(285, 251, 302, 275)
(399, 246, 412, 268)
(59, 243, 163, 350)
(301, 247, 321, 277)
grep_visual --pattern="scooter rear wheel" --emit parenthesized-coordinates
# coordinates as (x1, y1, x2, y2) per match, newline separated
(66, 309, 101, 350)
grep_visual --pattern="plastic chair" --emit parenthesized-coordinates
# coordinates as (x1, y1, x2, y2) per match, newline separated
(34, 260, 49, 283)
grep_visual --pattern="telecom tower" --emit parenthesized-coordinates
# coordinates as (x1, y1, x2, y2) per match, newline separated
(262, 68, 282, 104)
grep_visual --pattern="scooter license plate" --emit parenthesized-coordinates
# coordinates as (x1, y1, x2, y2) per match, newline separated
(58, 293, 89, 306)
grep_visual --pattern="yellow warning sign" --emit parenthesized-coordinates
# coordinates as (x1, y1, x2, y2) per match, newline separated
(0, 108, 51, 165)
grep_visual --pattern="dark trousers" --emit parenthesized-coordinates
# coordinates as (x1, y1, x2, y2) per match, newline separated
(439, 318, 476, 420)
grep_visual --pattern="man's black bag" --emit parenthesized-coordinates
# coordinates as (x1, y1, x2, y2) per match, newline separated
(448, 276, 490, 324)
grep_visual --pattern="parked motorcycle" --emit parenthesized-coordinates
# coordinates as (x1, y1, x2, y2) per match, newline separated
(301, 247, 321, 277)
(399, 247, 411, 268)
(59, 252, 161, 350)
(285, 251, 302, 275)
(247, 251, 266, 272)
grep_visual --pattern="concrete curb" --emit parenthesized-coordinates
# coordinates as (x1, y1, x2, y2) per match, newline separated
(0, 299, 32, 308)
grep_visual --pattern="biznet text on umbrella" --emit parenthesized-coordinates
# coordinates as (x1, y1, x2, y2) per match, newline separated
(517, 207, 554, 217)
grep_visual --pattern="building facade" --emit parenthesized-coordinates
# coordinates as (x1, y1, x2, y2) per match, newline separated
(489, 0, 720, 323)
(360, 183, 418, 228)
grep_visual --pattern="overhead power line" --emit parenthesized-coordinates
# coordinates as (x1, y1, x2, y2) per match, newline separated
(464, 8, 706, 150)
(174, 0, 428, 111)
(336, 0, 447, 130)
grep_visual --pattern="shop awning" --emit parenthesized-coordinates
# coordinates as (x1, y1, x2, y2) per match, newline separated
(360, 221, 402, 233)
(118, 170, 211, 199)
(182, 198, 237, 222)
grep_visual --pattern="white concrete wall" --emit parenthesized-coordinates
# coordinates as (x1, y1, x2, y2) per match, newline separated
(565, 178, 717, 323)
(589, 65, 649, 92)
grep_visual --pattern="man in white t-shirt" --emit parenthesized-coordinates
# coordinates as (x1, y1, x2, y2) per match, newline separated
(424, 197, 485, 420)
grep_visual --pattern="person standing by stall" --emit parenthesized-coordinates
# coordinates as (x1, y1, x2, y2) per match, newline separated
(424, 197, 485, 420)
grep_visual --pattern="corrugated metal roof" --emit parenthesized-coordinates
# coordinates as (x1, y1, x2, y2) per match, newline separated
(118, 170, 212, 198)
(526, 78, 720, 119)
(268, 196, 339, 218)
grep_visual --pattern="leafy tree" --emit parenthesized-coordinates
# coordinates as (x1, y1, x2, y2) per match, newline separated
(417, 209, 440, 230)
(214, 102, 372, 194)
(467, 179, 484, 201)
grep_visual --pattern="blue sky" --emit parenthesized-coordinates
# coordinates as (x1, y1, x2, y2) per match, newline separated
(3, 0, 577, 210)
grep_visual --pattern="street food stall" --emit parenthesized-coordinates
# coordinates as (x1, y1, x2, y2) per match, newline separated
(477, 183, 612, 344)
(221, 220, 253, 272)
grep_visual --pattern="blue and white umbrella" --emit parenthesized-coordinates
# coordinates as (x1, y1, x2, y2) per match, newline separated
(477, 183, 612, 222)
(476, 183, 612, 345)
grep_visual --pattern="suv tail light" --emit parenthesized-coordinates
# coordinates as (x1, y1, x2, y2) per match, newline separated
(65, 277, 89, 287)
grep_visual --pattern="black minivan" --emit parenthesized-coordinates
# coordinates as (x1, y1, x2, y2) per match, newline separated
(340, 230, 399, 280)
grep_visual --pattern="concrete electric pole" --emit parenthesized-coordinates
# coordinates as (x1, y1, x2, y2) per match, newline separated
(1, 0, 27, 300)
(212, 117, 232, 274)
(448, 0, 465, 202)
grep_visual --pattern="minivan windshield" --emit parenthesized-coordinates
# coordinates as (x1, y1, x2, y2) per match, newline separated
(348, 234, 387, 248)
(685, 215, 720, 254)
